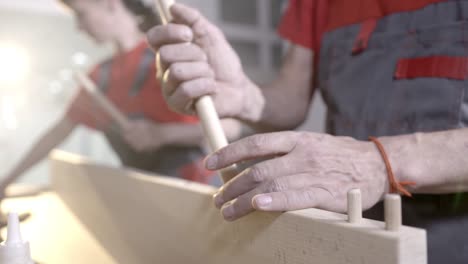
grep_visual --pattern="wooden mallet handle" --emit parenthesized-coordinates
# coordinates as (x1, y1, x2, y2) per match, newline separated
(74, 70, 130, 129)
(155, 0, 238, 183)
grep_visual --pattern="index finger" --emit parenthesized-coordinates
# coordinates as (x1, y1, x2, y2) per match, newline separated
(171, 3, 204, 27)
(205, 132, 299, 170)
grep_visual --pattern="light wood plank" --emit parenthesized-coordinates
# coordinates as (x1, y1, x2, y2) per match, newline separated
(49, 150, 427, 264)
(1, 193, 117, 264)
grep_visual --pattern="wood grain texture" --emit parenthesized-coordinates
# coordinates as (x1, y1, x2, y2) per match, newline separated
(49, 150, 427, 264)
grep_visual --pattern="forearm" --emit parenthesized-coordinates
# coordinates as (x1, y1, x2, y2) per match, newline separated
(257, 80, 312, 132)
(2, 117, 75, 187)
(242, 46, 314, 132)
(382, 128, 468, 194)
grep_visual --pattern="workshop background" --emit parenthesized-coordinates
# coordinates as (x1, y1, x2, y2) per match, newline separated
(0, 0, 326, 186)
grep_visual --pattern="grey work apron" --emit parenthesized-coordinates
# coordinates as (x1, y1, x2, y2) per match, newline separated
(105, 127, 205, 178)
(96, 49, 207, 180)
(318, 1, 468, 263)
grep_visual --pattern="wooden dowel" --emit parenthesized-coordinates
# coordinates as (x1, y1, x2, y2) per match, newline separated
(384, 194, 402, 231)
(347, 189, 362, 224)
(156, 0, 238, 183)
(155, 0, 175, 24)
(74, 70, 129, 129)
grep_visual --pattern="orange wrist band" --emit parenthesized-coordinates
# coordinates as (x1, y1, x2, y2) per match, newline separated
(369, 137, 415, 197)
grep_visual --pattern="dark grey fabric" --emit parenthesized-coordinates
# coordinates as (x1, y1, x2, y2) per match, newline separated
(104, 127, 204, 178)
(319, 0, 468, 138)
(317, 1, 468, 263)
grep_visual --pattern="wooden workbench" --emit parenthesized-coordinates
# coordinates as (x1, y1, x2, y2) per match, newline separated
(50, 151, 427, 264)
(0, 150, 427, 263)
(1, 193, 117, 264)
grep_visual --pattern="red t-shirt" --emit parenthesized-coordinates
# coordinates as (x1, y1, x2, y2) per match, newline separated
(66, 41, 215, 184)
(67, 41, 198, 130)
(277, 0, 446, 55)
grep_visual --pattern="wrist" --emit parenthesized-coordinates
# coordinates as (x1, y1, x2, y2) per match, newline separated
(238, 76, 265, 124)
(378, 134, 422, 194)
(364, 140, 391, 200)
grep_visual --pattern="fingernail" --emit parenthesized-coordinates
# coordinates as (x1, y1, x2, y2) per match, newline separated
(213, 192, 224, 209)
(205, 155, 218, 170)
(253, 195, 272, 209)
(222, 205, 235, 221)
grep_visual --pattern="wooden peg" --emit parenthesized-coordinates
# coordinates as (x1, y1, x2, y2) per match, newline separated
(384, 194, 402, 231)
(155, 0, 175, 23)
(155, 0, 238, 183)
(347, 189, 362, 224)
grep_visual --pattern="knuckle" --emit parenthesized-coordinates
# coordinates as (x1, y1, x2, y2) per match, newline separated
(302, 189, 318, 204)
(169, 64, 184, 80)
(167, 24, 187, 39)
(269, 179, 286, 193)
(230, 201, 242, 216)
(248, 166, 266, 184)
(202, 63, 215, 77)
(246, 135, 267, 151)
(282, 192, 294, 209)
(192, 62, 213, 78)
(191, 44, 208, 61)
(191, 14, 207, 33)
(146, 26, 161, 45)
(158, 46, 172, 62)
(201, 78, 216, 93)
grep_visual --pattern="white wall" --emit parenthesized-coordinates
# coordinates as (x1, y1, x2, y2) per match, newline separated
(0, 5, 118, 186)
(0, 0, 326, 186)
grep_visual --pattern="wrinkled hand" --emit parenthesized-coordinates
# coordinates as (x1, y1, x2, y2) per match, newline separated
(205, 132, 389, 221)
(147, 4, 263, 122)
(122, 120, 163, 152)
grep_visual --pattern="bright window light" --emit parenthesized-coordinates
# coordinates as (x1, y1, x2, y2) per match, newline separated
(72, 52, 89, 68)
(1, 96, 18, 131)
(0, 43, 30, 84)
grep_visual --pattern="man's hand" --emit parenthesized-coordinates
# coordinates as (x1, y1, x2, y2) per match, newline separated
(205, 132, 389, 221)
(147, 4, 264, 122)
(122, 120, 164, 152)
